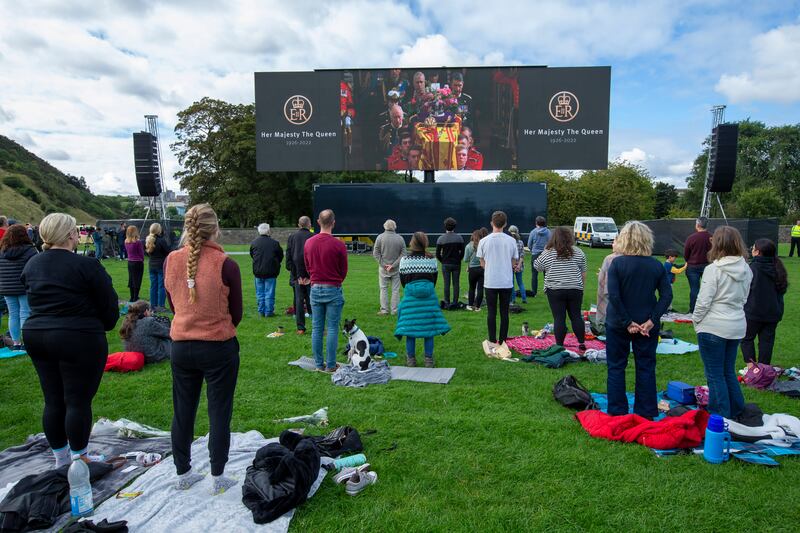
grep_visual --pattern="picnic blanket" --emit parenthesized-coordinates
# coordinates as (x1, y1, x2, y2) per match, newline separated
(0, 347, 26, 359)
(653, 438, 800, 466)
(390, 366, 456, 384)
(90, 431, 328, 533)
(660, 312, 693, 323)
(505, 335, 605, 356)
(332, 361, 392, 387)
(594, 336, 699, 355)
(0, 419, 172, 531)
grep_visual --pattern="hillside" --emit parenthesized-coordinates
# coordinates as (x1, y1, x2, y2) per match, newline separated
(0, 135, 131, 223)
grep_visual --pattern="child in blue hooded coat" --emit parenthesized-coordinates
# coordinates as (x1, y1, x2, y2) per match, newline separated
(395, 231, 451, 368)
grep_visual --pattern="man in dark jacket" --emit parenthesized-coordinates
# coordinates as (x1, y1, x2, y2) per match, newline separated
(436, 217, 465, 309)
(286, 216, 314, 332)
(683, 217, 712, 313)
(250, 223, 284, 317)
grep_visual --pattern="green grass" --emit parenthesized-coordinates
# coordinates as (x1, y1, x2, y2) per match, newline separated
(1, 246, 799, 531)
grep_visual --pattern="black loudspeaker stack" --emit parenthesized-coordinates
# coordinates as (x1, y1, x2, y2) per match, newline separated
(132, 132, 162, 197)
(708, 123, 738, 193)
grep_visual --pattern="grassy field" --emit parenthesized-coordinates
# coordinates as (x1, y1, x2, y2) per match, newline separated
(1, 246, 799, 531)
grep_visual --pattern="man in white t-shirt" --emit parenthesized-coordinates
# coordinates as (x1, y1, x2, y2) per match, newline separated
(477, 211, 519, 347)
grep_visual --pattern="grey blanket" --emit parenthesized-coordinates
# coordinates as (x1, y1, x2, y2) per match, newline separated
(331, 361, 392, 387)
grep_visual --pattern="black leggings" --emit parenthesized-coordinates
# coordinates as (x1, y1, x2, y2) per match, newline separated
(26, 328, 107, 452)
(468, 266, 484, 308)
(171, 337, 240, 476)
(546, 289, 585, 346)
(128, 260, 144, 301)
(485, 288, 512, 343)
(741, 319, 777, 365)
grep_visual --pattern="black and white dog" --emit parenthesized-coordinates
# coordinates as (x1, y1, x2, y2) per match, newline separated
(342, 318, 372, 371)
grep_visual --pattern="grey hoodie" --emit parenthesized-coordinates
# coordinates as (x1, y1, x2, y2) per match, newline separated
(527, 226, 551, 254)
(693, 256, 753, 339)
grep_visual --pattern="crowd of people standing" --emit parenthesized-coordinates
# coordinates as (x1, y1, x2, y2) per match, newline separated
(0, 205, 792, 499)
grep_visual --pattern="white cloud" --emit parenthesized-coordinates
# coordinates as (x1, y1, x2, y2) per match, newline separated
(716, 23, 800, 103)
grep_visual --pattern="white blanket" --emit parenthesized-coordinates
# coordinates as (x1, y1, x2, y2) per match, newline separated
(91, 431, 328, 532)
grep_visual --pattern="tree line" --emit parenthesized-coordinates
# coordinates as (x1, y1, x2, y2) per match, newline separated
(171, 98, 799, 227)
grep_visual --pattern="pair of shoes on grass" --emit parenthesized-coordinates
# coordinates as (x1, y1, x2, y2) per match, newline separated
(406, 356, 435, 367)
(333, 463, 377, 496)
(317, 364, 340, 374)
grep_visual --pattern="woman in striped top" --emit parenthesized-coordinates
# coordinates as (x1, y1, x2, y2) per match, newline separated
(395, 232, 451, 368)
(534, 227, 587, 351)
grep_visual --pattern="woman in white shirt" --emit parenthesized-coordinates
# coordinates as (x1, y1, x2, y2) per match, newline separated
(693, 226, 752, 419)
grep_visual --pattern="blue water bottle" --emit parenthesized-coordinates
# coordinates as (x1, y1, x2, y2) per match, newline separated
(703, 414, 731, 464)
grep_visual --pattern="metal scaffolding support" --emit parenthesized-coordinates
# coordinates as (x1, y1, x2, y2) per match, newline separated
(700, 105, 726, 220)
(144, 115, 168, 219)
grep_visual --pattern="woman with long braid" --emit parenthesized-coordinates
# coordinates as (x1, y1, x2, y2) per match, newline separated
(164, 204, 242, 494)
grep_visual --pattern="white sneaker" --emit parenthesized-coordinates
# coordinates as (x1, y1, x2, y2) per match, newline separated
(345, 471, 378, 495)
(333, 463, 371, 485)
(465, 305, 474, 311)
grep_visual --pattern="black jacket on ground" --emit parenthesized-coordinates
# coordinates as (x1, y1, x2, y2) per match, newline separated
(250, 235, 284, 279)
(242, 431, 321, 525)
(0, 461, 112, 532)
(285, 228, 313, 280)
(21, 249, 119, 333)
(0, 244, 37, 295)
(146, 234, 171, 272)
(744, 256, 786, 323)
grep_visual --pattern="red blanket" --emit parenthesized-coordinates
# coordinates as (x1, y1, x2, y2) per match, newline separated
(505, 334, 605, 355)
(575, 409, 710, 450)
(105, 351, 145, 372)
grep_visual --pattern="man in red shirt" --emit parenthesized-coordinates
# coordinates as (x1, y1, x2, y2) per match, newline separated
(461, 126, 484, 170)
(683, 217, 713, 313)
(304, 209, 348, 372)
(387, 132, 412, 170)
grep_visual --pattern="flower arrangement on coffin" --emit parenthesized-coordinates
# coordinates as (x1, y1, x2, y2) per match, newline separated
(419, 85, 461, 124)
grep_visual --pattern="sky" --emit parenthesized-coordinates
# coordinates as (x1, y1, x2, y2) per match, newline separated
(1, 0, 799, 195)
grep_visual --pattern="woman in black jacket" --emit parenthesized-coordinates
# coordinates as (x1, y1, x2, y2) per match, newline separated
(145, 223, 171, 311)
(741, 239, 787, 364)
(0, 225, 37, 350)
(21, 213, 119, 466)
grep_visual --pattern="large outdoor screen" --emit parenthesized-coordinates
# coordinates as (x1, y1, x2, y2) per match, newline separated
(255, 66, 610, 172)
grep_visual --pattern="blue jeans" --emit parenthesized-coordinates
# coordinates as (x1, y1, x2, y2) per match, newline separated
(698, 332, 745, 419)
(149, 269, 166, 307)
(311, 285, 344, 369)
(530, 252, 542, 297)
(686, 265, 706, 313)
(605, 326, 659, 418)
(95, 241, 103, 259)
(4, 295, 30, 343)
(511, 270, 527, 303)
(255, 277, 277, 316)
(406, 337, 434, 358)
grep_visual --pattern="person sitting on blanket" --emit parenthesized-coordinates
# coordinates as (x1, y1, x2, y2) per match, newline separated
(395, 231, 451, 368)
(119, 300, 172, 363)
(606, 221, 672, 419)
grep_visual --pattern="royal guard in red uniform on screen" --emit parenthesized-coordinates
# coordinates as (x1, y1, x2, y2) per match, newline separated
(461, 126, 484, 170)
(340, 73, 355, 118)
(387, 132, 412, 170)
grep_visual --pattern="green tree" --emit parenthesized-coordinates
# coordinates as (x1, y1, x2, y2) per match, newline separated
(576, 162, 655, 223)
(734, 186, 784, 218)
(171, 97, 404, 227)
(654, 181, 678, 219)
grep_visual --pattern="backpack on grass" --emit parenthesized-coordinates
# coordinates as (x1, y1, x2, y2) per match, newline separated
(553, 375, 598, 410)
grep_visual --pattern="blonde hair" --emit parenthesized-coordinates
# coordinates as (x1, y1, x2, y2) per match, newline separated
(181, 204, 219, 303)
(615, 221, 653, 257)
(39, 213, 76, 250)
(145, 223, 162, 253)
(125, 225, 140, 243)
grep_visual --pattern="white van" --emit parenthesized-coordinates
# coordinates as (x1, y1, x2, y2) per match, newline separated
(574, 217, 618, 248)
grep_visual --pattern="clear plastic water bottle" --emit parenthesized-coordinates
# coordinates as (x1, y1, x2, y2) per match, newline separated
(68, 455, 93, 517)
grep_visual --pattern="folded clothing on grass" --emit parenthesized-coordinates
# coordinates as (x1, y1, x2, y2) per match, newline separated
(576, 409, 710, 450)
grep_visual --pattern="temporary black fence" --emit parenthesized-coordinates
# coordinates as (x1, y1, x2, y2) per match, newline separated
(642, 218, 779, 256)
